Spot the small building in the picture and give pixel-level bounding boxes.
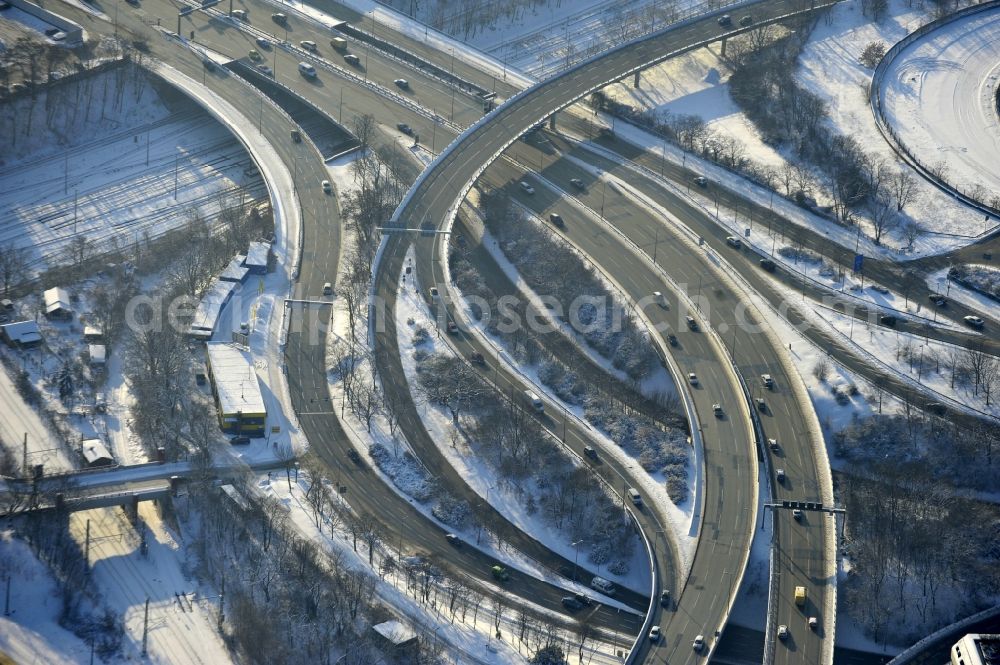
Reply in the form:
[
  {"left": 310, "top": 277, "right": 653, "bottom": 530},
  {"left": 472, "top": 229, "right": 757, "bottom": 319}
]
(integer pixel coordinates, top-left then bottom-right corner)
[
  {"left": 952, "top": 634, "right": 1000, "bottom": 665},
  {"left": 205, "top": 342, "right": 267, "bottom": 435},
  {"left": 371, "top": 620, "right": 418, "bottom": 652},
  {"left": 81, "top": 438, "right": 114, "bottom": 467},
  {"left": 1, "top": 320, "right": 43, "bottom": 348},
  {"left": 88, "top": 344, "right": 106, "bottom": 367},
  {"left": 188, "top": 279, "right": 237, "bottom": 339},
  {"left": 220, "top": 254, "right": 249, "bottom": 283},
  {"left": 43, "top": 287, "right": 72, "bottom": 319},
  {"left": 244, "top": 241, "right": 270, "bottom": 274},
  {"left": 83, "top": 325, "right": 103, "bottom": 343}
]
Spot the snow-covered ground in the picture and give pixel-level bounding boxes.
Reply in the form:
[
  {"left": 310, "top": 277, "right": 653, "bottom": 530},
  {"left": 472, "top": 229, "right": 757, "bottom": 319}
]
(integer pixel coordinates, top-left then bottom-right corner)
[
  {"left": 878, "top": 6, "right": 1000, "bottom": 220},
  {"left": 0, "top": 69, "right": 266, "bottom": 272}
]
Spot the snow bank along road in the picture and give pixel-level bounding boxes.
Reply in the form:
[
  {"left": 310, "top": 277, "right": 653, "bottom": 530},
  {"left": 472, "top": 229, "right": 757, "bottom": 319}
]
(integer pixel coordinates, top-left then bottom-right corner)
[
  {"left": 382, "top": 1, "right": 840, "bottom": 664},
  {"left": 878, "top": 4, "right": 1000, "bottom": 216}
]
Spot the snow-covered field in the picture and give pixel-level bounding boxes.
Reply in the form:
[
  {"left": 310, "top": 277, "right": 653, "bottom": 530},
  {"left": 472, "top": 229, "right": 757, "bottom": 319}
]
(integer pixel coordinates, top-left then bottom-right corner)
[
  {"left": 878, "top": 6, "right": 1000, "bottom": 219},
  {"left": 0, "top": 68, "right": 266, "bottom": 272}
]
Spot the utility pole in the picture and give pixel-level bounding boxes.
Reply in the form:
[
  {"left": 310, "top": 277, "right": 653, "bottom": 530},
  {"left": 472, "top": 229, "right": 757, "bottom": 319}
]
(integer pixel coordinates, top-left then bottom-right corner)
[
  {"left": 84, "top": 519, "right": 91, "bottom": 574},
  {"left": 141, "top": 597, "right": 150, "bottom": 656},
  {"left": 4, "top": 575, "right": 10, "bottom": 616},
  {"left": 22, "top": 434, "right": 27, "bottom": 477},
  {"left": 218, "top": 575, "right": 225, "bottom": 630}
]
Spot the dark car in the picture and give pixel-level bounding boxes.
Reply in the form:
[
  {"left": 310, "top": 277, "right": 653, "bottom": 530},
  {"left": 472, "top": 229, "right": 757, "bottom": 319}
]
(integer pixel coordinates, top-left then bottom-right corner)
[
  {"left": 347, "top": 448, "right": 361, "bottom": 463},
  {"left": 739, "top": 15, "right": 753, "bottom": 26},
  {"left": 583, "top": 446, "right": 597, "bottom": 459},
  {"left": 759, "top": 258, "right": 776, "bottom": 272},
  {"left": 879, "top": 315, "right": 897, "bottom": 327},
  {"left": 561, "top": 596, "right": 583, "bottom": 611},
  {"left": 469, "top": 351, "right": 485, "bottom": 365},
  {"left": 230, "top": 435, "right": 251, "bottom": 445},
  {"left": 549, "top": 213, "right": 565, "bottom": 228},
  {"left": 667, "top": 334, "right": 678, "bottom": 347},
  {"left": 290, "top": 129, "right": 302, "bottom": 143},
  {"left": 660, "top": 590, "right": 671, "bottom": 607},
  {"left": 570, "top": 178, "right": 585, "bottom": 190},
  {"left": 397, "top": 122, "right": 413, "bottom": 135},
  {"left": 574, "top": 592, "right": 592, "bottom": 606},
  {"left": 717, "top": 14, "right": 732, "bottom": 26},
  {"left": 928, "top": 294, "right": 947, "bottom": 306},
  {"left": 445, "top": 533, "right": 461, "bottom": 547}
]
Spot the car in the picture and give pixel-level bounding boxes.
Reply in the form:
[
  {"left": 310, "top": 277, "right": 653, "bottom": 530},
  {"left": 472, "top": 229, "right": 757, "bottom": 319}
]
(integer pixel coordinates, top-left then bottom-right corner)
[
  {"left": 653, "top": 291, "right": 669, "bottom": 308},
  {"left": 445, "top": 533, "right": 461, "bottom": 546},
  {"left": 793, "top": 509, "right": 803, "bottom": 521},
  {"left": 760, "top": 258, "right": 776, "bottom": 272},
  {"left": 446, "top": 320, "right": 458, "bottom": 334},
  {"left": 290, "top": 129, "right": 302, "bottom": 143},
  {"left": 686, "top": 315, "right": 699, "bottom": 331},
  {"left": 570, "top": 178, "right": 585, "bottom": 190},
  {"left": 469, "top": 351, "right": 485, "bottom": 365},
  {"left": 925, "top": 402, "right": 946, "bottom": 416},
  {"left": 561, "top": 596, "right": 584, "bottom": 611},
  {"left": 300, "top": 40, "right": 317, "bottom": 51},
  {"left": 963, "top": 315, "right": 985, "bottom": 329},
  {"left": 574, "top": 592, "right": 592, "bottom": 606},
  {"left": 667, "top": 334, "right": 678, "bottom": 347},
  {"left": 660, "top": 590, "right": 671, "bottom": 607},
  {"left": 519, "top": 181, "right": 535, "bottom": 195},
  {"left": 928, "top": 294, "right": 947, "bottom": 306},
  {"left": 343, "top": 53, "right": 360, "bottom": 65},
  {"left": 713, "top": 404, "right": 723, "bottom": 417},
  {"left": 257, "top": 65, "right": 274, "bottom": 77},
  {"left": 256, "top": 37, "right": 271, "bottom": 49},
  {"left": 870, "top": 284, "right": 890, "bottom": 294},
  {"left": 756, "top": 397, "right": 766, "bottom": 412},
  {"left": 739, "top": 15, "right": 753, "bottom": 26},
  {"left": 776, "top": 468, "right": 786, "bottom": 483},
  {"left": 717, "top": 14, "right": 732, "bottom": 26},
  {"left": 693, "top": 635, "right": 705, "bottom": 651},
  {"left": 761, "top": 374, "right": 774, "bottom": 389},
  {"left": 94, "top": 393, "right": 108, "bottom": 412},
  {"left": 230, "top": 435, "right": 251, "bottom": 445},
  {"left": 125, "top": 0, "right": 140, "bottom": 5},
  {"left": 583, "top": 446, "right": 597, "bottom": 459},
  {"left": 347, "top": 448, "right": 361, "bottom": 463},
  {"left": 48, "top": 30, "right": 67, "bottom": 41},
  {"left": 768, "top": 438, "right": 779, "bottom": 452},
  {"left": 395, "top": 123, "right": 413, "bottom": 136},
  {"left": 808, "top": 616, "right": 818, "bottom": 630},
  {"left": 323, "top": 282, "right": 333, "bottom": 295},
  {"left": 694, "top": 175, "right": 708, "bottom": 187},
  {"left": 249, "top": 49, "right": 262, "bottom": 61},
  {"left": 649, "top": 626, "right": 661, "bottom": 642},
  {"left": 322, "top": 180, "right": 332, "bottom": 194},
  {"left": 393, "top": 78, "right": 409, "bottom": 89},
  {"left": 271, "top": 12, "right": 287, "bottom": 23},
  {"left": 688, "top": 373, "right": 698, "bottom": 386},
  {"left": 491, "top": 565, "right": 509, "bottom": 582},
  {"left": 726, "top": 235, "right": 742, "bottom": 248},
  {"left": 880, "top": 315, "right": 897, "bottom": 327},
  {"left": 549, "top": 213, "right": 564, "bottom": 228},
  {"left": 230, "top": 8, "right": 246, "bottom": 19},
  {"left": 777, "top": 624, "right": 788, "bottom": 640}
]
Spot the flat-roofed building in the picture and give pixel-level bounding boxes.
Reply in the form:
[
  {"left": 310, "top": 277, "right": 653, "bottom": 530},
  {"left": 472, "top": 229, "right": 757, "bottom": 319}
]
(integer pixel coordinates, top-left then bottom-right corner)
[{"left": 205, "top": 342, "right": 266, "bottom": 435}]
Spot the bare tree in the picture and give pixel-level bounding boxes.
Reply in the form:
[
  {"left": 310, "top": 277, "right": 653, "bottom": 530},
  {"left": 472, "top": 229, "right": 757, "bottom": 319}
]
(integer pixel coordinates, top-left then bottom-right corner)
[
  {"left": 0, "top": 242, "right": 28, "bottom": 297},
  {"left": 889, "top": 169, "right": 917, "bottom": 212}
]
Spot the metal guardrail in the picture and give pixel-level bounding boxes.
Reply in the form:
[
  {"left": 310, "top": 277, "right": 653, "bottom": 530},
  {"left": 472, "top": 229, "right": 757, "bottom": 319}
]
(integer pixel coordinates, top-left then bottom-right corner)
[{"left": 869, "top": 0, "right": 1000, "bottom": 236}]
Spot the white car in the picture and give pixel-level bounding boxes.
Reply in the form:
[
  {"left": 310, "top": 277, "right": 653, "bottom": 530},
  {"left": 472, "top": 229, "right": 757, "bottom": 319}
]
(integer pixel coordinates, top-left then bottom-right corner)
[
  {"left": 712, "top": 403, "right": 723, "bottom": 417},
  {"left": 726, "top": 235, "right": 742, "bottom": 248},
  {"left": 653, "top": 291, "right": 669, "bottom": 308},
  {"left": 649, "top": 626, "right": 661, "bottom": 642},
  {"left": 693, "top": 634, "right": 705, "bottom": 651},
  {"left": 688, "top": 373, "right": 698, "bottom": 386},
  {"left": 777, "top": 624, "right": 788, "bottom": 640},
  {"left": 393, "top": 78, "right": 409, "bottom": 89},
  {"left": 322, "top": 180, "right": 332, "bottom": 194},
  {"left": 963, "top": 315, "right": 985, "bottom": 329},
  {"left": 519, "top": 181, "right": 535, "bottom": 195}
]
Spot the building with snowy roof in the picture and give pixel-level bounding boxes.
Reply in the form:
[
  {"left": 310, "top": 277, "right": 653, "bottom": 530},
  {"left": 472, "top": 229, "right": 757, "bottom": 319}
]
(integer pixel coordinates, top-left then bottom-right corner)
[
  {"left": 205, "top": 342, "right": 267, "bottom": 435},
  {"left": 188, "top": 279, "right": 237, "bottom": 340},
  {"left": 1, "top": 320, "right": 43, "bottom": 348},
  {"left": 43, "top": 287, "right": 72, "bottom": 319},
  {"left": 220, "top": 254, "right": 249, "bottom": 283},
  {"left": 81, "top": 438, "right": 114, "bottom": 467},
  {"left": 88, "top": 344, "right": 106, "bottom": 367},
  {"left": 371, "top": 620, "right": 418, "bottom": 652},
  {"left": 244, "top": 241, "right": 270, "bottom": 274}
]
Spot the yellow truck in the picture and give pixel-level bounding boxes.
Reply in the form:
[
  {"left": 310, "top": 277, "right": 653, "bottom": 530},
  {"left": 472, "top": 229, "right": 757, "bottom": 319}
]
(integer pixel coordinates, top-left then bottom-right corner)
[{"left": 794, "top": 586, "right": 806, "bottom": 606}]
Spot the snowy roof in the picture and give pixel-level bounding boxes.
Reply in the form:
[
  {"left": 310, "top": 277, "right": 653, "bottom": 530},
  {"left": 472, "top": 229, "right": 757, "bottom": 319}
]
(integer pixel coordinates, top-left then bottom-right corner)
[
  {"left": 89, "top": 344, "right": 106, "bottom": 364},
  {"left": 371, "top": 620, "right": 417, "bottom": 647},
  {"left": 205, "top": 342, "right": 266, "bottom": 417},
  {"left": 245, "top": 241, "right": 270, "bottom": 269},
  {"left": 43, "top": 287, "right": 71, "bottom": 314},
  {"left": 83, "top": 325, "right": 103, "bottom": 338},
  {"left": 220, "top": 254, "right": 249, "bottom": 283},
  {"left": 81, "top": 438, "right": 113, "bottom": 465},
  {"left": 189, "top": 279, "right": 236, "bottom": 337},
  {"left": 1, "top": 320, "right": 42, "bottom": 345}
]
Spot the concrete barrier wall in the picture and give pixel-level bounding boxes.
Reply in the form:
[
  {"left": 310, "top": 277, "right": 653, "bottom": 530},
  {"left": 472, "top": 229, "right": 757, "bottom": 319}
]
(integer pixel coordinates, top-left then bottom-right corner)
[{"left": 7, "top": 0, "right": 83, "bottom": 44}]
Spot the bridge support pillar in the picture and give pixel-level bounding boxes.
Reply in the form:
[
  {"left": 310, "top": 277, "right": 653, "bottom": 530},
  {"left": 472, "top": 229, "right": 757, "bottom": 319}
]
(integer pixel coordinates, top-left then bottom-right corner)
[
  {"left": 548, "top": 114, "right": 556, "bottom": 130},
  {"left": 721, "top": 37, "right": 727, "bottom": 58},
  {"left": 633, "top": 71, "right": 640, "bottom": 89},
  {"left": 128, "top": 495, "right": 140, "bottom": 523}
]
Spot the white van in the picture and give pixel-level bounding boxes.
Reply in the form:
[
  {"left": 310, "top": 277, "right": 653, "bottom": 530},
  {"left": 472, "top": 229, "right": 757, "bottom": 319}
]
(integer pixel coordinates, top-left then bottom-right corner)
[
  {"left": 627, "top": 487, "right": 642, "bottom": 506},
  {"left": 298, "top": 62, "right": 317, "bottom": 78},
  {"left": 524, "top": 390, "right": 544, "bottom": 413},
  {"left": 300, "top": 40, "right": 317, "bottom": 52},
  {"left": 590, "top": 576, "right": 616, "bottom": 595}
]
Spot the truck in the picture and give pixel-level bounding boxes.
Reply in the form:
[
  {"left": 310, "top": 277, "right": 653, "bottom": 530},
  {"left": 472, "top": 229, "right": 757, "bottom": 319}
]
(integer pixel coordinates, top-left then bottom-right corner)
[
  {"left": 794, "top": 586, "right": 806, "bottom": 606},
  {"left": 330, "top": 37, "right": 348, "bottom": 51}
]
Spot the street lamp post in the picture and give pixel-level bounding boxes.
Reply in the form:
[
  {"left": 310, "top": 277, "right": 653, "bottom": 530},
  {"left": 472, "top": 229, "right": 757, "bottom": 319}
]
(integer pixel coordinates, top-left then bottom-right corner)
[{"left": 572, "top": 539, "right": 586, "bottom": 582}]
